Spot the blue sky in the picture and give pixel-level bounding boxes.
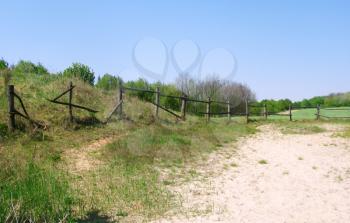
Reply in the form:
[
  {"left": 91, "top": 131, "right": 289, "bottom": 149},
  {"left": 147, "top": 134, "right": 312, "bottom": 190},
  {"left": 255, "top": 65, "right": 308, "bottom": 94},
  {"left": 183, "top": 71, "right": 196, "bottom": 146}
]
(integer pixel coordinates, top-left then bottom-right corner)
[{"left": 1, "top": 0, "right": 349, "bottom": 101}]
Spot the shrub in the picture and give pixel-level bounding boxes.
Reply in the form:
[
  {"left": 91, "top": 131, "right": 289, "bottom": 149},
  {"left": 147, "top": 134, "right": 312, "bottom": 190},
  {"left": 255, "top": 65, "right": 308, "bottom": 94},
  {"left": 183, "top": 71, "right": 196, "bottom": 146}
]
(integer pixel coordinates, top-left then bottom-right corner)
[
  {"left": 63, "top": 63, "right": 95, "bottom": 85},
  {"left": 124, "top": 78, "right": 154, "bottom": 102},
  {"left": 0, "top": 58, "right": 8, "bottom": 70},
  {"left": 96, "top": 73, "right": 122, "bottom": 91},
  {"left": 13, "top": 60, "right": 49, "bottom": 75}
]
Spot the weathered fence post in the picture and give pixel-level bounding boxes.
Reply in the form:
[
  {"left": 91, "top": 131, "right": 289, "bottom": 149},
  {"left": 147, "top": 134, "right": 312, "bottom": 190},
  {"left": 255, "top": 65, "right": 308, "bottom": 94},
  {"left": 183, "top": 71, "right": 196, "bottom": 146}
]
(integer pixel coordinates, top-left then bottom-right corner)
[
  {"left": 118, "top": 83, "right": 123, "bottom": 117},
  {"left": 289, "top": 104, "right": 292, "bottom": 121},
  {"left": 316, "top": 104, "right": 320, "bottom": 120},
  {"left": 264, "top": 104, "right": 268, "bottom": 120},
  {"left": 155, "top": 87, "right": 160, "bottom": 118},
  {"left": 206, "top": 97, "right": 211, "bottom": 122},
  {"left": 227, "top": 100, "right": 231, "bottom": 120},
  {"left": 245, "top": 99, "right": 249, "bottom": 123},
  {"left": 69, "top": 81, "right": 73, "bottom": 122},
  {"left": 7, "top": 85, "right": 15, "bottom": 132},
  {"left": 181, "top": 94, "right": 187, "bottom": 121}
]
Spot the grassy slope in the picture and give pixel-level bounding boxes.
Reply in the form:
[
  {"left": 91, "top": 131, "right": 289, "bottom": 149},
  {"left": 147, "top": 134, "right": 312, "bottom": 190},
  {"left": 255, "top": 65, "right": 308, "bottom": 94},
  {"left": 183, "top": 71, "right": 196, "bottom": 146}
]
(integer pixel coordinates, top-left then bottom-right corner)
[{"left": 0, "top": 74, "right": 257, "bottom": 222}]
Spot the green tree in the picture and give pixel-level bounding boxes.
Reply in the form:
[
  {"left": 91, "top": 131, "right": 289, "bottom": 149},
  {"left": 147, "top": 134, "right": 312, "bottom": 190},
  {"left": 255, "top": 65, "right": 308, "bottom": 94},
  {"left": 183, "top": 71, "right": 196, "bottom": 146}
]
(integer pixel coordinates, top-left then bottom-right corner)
[
  {"left": 0, "top": 58, "right": 8, "bottom": 70},
  {"left": 35, "top": 63, "right": 49, "bottom": 75},
  {"left": 153, "top": 82, "right": 182, "bottom": 111},
  {"left": 96, "top": 73, "right": 122, "bottom": 90},
  {"left": 0, "top": 59, "right": 11, "bottom": 95},
  {"left": 63, "top": 63, "right": 95, "bottom": 85},
  {"left": 300, "top": 99, "right": 311, "bottom": 107},
  {"left": 308, "top": 96, "right": 324, "bottom": 107},
  {"left": 124, "top": 78, "right": 154, "bottom": 101}
]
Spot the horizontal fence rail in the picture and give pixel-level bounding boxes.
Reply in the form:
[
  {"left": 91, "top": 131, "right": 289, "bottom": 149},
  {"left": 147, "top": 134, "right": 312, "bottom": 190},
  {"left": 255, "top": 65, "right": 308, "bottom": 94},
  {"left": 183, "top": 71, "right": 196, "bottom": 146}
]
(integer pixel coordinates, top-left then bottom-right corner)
[
  {"left": 319, "top": 114, "right": 350, "bottom": 119},
  {"left": 321, "top": 108, "right": 350, "bottom": 111},
  {"left": 5, "top": 83, "right": 350, "bottom": 132},
  {"left": 292, "top": 106, "right": 318, "bottom": 109}
]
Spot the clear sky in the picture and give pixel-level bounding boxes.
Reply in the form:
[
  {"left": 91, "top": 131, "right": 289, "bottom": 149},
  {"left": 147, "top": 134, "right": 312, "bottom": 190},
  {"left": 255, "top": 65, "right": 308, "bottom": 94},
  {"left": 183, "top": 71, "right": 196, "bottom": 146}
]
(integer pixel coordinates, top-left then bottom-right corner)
[{"left": 1, "top": 0, "right": 349, "bottom": 101}]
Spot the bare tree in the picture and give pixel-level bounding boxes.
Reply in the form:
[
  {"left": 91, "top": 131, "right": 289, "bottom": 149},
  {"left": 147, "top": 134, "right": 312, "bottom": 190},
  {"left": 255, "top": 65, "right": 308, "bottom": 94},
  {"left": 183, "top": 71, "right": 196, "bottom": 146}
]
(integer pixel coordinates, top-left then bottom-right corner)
[{"left": 175, "top": 73, "right": 256, "bottom": 111}]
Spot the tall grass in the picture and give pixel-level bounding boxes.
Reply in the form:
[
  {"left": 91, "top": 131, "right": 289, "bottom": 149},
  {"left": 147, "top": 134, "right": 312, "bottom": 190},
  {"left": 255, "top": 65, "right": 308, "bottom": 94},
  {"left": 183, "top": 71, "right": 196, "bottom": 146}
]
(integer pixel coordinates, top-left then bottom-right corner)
[
  {"left": 0, "top": 72, "right": 258, "bottom": 221},
  {"left": 0, "top": 162, "right": 75, "bottom": 222}
]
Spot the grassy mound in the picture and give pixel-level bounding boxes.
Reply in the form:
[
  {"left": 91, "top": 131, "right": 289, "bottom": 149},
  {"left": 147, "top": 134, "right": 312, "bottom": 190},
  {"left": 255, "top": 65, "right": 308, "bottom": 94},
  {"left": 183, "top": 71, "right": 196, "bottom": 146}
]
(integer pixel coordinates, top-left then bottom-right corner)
[
  {"left": 0, "top": 73, "right": 257, "bottom": 221},
  {"left": 0, "top": 73, "right": 117, "bottom": 128}
]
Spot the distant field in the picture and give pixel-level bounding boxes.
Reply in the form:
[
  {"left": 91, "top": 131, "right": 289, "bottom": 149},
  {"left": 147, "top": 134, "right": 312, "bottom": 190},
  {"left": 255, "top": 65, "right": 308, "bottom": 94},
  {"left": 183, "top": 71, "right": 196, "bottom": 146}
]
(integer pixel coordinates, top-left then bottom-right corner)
[
  {"left": 248, "top": 107, "right": 350, "bottom": 121},
  {"left": 293, "top": 107, "right": 350, "bottom": 120}
]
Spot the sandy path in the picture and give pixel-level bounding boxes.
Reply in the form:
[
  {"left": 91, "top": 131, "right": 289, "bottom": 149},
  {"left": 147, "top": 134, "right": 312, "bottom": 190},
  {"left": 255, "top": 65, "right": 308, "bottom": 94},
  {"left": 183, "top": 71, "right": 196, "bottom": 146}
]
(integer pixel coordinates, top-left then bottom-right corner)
[
  {"left": 64, "top": 133, "right": 128, "bottom": 173},
  {"left": 64, "top": 137, "right": 112, "bottom": 173},
  {"left": 154, "top": 124, "right": 350, "bottom": 223}
]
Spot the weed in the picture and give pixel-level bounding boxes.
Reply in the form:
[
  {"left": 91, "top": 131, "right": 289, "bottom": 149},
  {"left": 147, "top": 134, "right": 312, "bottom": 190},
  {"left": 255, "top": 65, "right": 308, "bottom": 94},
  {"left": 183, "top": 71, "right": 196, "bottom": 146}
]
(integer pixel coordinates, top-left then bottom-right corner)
[
  {"left": 278, "top": 122, "right": 325, "bottom": 134},
  {"left": 231, "top": 163, "right": 238, "bottom": 167},
  {"left": 258, "top": 160, "right": 268, "bottom": 164}
]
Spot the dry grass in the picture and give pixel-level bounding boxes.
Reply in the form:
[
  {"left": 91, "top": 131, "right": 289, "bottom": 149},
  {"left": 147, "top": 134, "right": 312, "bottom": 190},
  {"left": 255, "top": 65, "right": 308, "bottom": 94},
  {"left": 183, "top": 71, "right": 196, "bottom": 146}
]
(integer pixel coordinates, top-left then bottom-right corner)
[{"left": 0, "top": 73, "right": 258, "bottom": 222}]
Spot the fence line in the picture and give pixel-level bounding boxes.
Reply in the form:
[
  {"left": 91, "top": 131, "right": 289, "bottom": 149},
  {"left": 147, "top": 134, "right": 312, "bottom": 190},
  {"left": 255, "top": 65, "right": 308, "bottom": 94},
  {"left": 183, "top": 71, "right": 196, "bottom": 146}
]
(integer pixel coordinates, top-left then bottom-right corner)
[
  {"left": 6, "top": 83, "right": 350, "bottom": 131},
  {"left": 48, "top": 81, "right": 98, "bottom": 123}
]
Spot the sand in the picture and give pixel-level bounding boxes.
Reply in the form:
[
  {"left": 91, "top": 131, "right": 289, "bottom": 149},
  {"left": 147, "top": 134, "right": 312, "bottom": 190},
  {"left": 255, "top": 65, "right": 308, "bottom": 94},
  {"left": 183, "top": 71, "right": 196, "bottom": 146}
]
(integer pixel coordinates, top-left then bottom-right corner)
[{"left": 154, "top": 124, "right": 350, "bottom": 223}]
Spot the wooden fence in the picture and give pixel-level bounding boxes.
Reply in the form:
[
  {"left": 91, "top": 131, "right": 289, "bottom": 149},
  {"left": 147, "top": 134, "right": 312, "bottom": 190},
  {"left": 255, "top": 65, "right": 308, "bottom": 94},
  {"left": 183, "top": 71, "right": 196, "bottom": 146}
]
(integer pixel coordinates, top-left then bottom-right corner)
[
  {"left": 47, "top": 81, "right": 98, "bottom": 123},
  {"left": 121, "top": 86, "right": 237, "bottom": 122},
  {"left": 7, "top": 85, "right": 46, "bottom": 131},
  {"left": 5, "top": 83, "right": 350, "bottom": 131}
]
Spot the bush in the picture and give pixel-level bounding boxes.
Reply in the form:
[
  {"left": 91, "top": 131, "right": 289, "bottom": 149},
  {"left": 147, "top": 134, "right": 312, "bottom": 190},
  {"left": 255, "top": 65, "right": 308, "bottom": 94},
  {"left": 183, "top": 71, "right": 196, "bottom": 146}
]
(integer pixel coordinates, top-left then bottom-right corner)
[
  {"left": 63, "top": 63, "right": 95, "bottom": 85},
  {"left": 124, "top": 78, "right": 154, "bottom": 102},
  {"left": 96, "top": 73, "right": 122, "bottom": 91},
  {"left": 13, "top": 60, "right": 49, "bottom": 75},
  {"left": 0, "top": 58, "right": 8, "bottom": 70}
]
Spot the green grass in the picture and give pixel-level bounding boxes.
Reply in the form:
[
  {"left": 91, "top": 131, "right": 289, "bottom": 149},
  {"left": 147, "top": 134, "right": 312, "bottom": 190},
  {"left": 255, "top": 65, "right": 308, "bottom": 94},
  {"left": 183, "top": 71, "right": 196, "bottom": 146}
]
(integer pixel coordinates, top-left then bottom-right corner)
[
  {"left": 336, "top": 127, "right": 350, "bottom": 138},
  {"left": 278, "top": 122, "right": 326, "bottom": 134},
  {"left": 0, "top": 162, "right": 74, "bottom": 222},
  {"left": 342, "top": 128, "right": 350, "bottom": 138},
  {"left": 6, "top": 72, "right": 349, "bottom": 221},
  {"left": 79, "top": 120, "right": 257, "bottom": 220},
  {"left": 0, "top": 72, "right": 258, "bottom": 221},
  {"left": 246, "top": 107, "right": 350, "bottom": 121},
  {"left": 291, "top": 108, "right": 316, "bottom": 120},
  {"left": 319, "top": 107, "right": 350, "bottom": 118},
  {"left": 266, "top": 107, "right": 350, "bottom": 121},
  {"left": 294, "top": 107, "right": 350, "bottom": 120}
]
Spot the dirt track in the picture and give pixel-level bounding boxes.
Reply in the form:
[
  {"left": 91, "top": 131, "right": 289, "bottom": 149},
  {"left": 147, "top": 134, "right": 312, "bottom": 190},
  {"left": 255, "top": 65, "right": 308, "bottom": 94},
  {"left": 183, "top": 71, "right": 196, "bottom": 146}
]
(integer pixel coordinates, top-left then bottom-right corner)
[{"left": 154, "top": 124, "right": 350, "bottom": 223}]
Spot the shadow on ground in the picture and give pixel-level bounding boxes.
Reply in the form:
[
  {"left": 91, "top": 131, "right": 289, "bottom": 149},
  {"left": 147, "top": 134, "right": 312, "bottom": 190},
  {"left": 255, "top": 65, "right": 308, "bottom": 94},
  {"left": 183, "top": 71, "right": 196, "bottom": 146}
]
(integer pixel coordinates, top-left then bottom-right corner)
[{"left": 76, "top": 210, "right": 116, "bottom": 223}]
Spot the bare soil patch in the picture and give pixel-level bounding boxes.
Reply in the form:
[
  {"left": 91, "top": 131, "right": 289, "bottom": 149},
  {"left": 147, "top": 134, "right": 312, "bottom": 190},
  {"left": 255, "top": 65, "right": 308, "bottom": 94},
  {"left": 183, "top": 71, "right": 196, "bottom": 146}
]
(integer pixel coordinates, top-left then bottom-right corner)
[
  {"left": 64, "top": 137, "right": 113, "bottom": 173},
  {"left": 154, "top": 124, "right": 350, "bottom": 222}
]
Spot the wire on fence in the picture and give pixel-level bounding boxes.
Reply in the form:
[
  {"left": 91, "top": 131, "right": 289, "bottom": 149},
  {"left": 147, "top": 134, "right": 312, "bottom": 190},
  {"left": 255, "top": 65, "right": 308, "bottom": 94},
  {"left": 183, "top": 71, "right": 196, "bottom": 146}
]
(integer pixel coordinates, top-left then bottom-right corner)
[
  {"left": 321, "top": 108, "right": 350, "bottom": 111},
  {"left": 267, "top": 113, "right": 290, "bottom": 116},
  {"left": 150, "top": 101, "right": 182, "bottom": 119},
  {"left": 249, "top": 112, "right": 265, "bottom": 116},
  {"left": 292, "top": 106, "right": 318, "bottom": 109},
  {"left": 248, "top": 104, "right": 265, "bottom": 108},
  {"left": 123, "top": 86, "right": 237, "bottom": 106},
  {"left": 318, "top": 114, "right": 350, "bottom": 119}
]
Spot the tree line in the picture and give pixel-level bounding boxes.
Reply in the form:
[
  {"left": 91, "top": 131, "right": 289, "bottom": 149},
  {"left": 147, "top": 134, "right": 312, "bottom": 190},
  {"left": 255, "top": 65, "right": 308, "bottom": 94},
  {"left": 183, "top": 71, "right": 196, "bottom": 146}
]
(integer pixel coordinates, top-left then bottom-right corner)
[
  {"left": 0, "top": 59, "right": 256, "bottom": 115},
  {"left": 1, "top": 58, "right": 349, "bottom": 115}
]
